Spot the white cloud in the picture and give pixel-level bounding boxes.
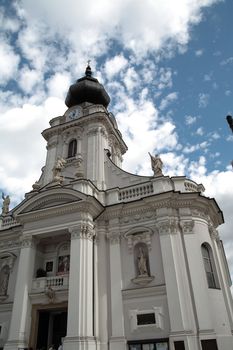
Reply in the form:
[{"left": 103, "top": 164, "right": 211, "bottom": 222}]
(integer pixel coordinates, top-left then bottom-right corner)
[
  {"left": 226, "top": 135, "right": 233, "bottom": 142},
  {"left": 220, "top": 57, "right": 233, "bottom": 66},
  {"left": 196, "top": 127, "right": 204, "bottom": 135},
  {"left": 198, "top": 93, "right": 209, "bottom": 108},
  {"left": 204, "top": 72, "right": 212, "bottom": 81},
  {"left": 0, "top": 39, "right": 20, "bottom": 85},
  {"left": 225, "top": 90, "right": 231, "bottom": 96},
  {"left": 47, "top": 73, "right": 72, "bottom": 99},
  {"left": 159, "top": 92, "right": 178, "bottom": 110},
  {"left": 104, "top": 55, "right": 128, "bottom": 78},
  {"left": 185, "top": 115, "right": 197, "bottom": 125},
  {"left": 123, "top": 68, "right": 140, "bottom": 93},
  {"left": 195, "top": 49, "right": 203, "bottom": 56},
  {"left": 18, "top": 66, "right": 42, "bottom": 94}
]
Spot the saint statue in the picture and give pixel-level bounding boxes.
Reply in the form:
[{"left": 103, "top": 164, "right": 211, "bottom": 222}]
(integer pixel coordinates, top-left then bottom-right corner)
[
  {"left": 0, "top": 265, "right": 10, "bottom": 296},
  {"left": 1, "top": 193, "right": 10, "bottom": 215},
  {"left": 137, "top": 247, "right": 148, "bottom": 276},
  {"left": 149, "top": 153, "right": 163, "bottom": 177},
  {"left": 52, "top": 157, "right": 66, "bottom": 182}
]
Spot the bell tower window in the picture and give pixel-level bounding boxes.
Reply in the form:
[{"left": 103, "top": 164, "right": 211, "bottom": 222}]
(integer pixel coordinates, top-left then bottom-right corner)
[{"left": 68, "top": 139, "right": 77, "bottom": 158}]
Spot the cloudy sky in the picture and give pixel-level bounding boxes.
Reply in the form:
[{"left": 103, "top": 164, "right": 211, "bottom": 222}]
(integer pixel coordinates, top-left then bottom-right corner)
[{"left": 0, "top": 0, "right": 233, "bottom": 278}]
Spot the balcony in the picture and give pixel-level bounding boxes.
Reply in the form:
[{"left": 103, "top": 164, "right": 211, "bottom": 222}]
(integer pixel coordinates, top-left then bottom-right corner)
[{"left": 31, "top": 274, "right": 69, "bottom": 294}]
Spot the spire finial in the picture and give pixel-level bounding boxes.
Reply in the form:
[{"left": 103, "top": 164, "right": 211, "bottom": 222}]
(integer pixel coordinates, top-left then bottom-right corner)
[{"left": 85, "top": 60, "right": 92, "bottom": 77}]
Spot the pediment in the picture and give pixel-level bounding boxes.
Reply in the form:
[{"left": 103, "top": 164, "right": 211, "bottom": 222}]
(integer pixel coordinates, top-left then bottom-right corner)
[{"left": 14, "top": 188, "right": 87, "bottom": 215}]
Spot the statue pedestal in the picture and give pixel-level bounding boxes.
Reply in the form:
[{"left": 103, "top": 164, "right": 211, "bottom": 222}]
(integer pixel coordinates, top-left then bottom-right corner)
[{"left": 131, "top": 275, "right": 154, "bottom": 286}]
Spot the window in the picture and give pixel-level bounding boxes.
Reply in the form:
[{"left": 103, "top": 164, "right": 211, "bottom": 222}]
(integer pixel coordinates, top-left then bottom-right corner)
[
  {"left": 201, "top": 339, "right": 218, "bottom": 350},
  {"left": 137, "top": 313, "right": 156, "bottom": 326},
  {"left": 201, "top": 243, "right": 219, "bottom": 289},
  {"left": 128, "top": 339, "right": 169, "bottom": 350},
  {"left": 174, "top": 341, "right": 185, "bottom": 350},
  {"left": 67, "top": 139, "right": 77, "bottom": 158}
]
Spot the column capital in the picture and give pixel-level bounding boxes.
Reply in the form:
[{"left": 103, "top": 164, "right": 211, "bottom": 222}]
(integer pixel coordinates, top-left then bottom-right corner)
[
  {"left": 156, "top": 219, "right": 179, "bottom": 235},
  {"left": 180, "top": 219, "right": 194, "bottom": 234},
  {"left": 20, "top": 234, "right": 36, "bottom": 248},
  {"left": 208, "top": 224, "right": 220, "bottom": 242},
  {"left": 69, "top": 222, "right": 95, "bottom": 241},
  {"left": 107, "top": 231, "right": 121, "bottom": 244}
]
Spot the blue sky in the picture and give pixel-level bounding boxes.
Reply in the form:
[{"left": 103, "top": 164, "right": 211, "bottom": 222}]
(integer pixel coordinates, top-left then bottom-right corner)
[{"left": 0, "top": 0, "right": 233, "bottom": 278}]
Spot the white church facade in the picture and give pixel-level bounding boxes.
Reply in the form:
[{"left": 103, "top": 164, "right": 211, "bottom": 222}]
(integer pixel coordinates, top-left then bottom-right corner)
[{"left": 0, "top": 65, "right": 233, "bottom": 350}]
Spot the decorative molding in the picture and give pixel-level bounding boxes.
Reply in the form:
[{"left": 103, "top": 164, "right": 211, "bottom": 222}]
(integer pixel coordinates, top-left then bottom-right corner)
[
  {"left": 46, "top": 141, "right": 58, "bottom": 150},
  {"left": 180, "top": 220, "right": 194, "bottom": 234},
  {"left": 129, "top": 307, "right": 164, "bottom": 333},
  {"left": 124, "top": 229, "right": 153, "bottom": 253},
  {"left": 131, "top": 275, "right": 155, "bottom": 286},
  {"left": 107, "top": 231, "right": 121, "bottom": 244},
  {"left": 69, "top": 223, "right": 95, "bottom": 241},
  {"left": 20, "top": 235, "right": 36, "bottom": 248},
  {"left": 209, "top": 224, "right": 220, "bottom": 241},
  {"left": 156, "top": 219, "right": 179, "bottom": 235},
  {"left": 0, "top": 252, "right": 16, "bottom": 271}
]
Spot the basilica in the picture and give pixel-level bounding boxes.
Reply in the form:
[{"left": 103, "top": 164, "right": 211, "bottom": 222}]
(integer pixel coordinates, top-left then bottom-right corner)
[{"left": 0, "top": 65, "right": 233, "bottom": 350}]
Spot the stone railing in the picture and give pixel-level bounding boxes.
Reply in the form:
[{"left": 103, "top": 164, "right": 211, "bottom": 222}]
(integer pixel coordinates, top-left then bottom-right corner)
[
  {"left": 31, "top": 274, "right": 69, "bottom": 293},
  {"left": 118, "top": 183, "right": 154, "bottom": 201},
  {"left": 184, "top": 180, "right": 204, "bottom": 193},
  {"left": 0, "top": 216, "right": 19, "bottom": 229}
]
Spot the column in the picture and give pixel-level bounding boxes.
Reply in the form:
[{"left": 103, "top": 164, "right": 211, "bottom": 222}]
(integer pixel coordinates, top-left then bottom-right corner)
[
  {"left": 157, "top": 218, "right": 199, "bottom": 350},
  {"left": 4, "top": 235, "right": 36, "bottom": 350},
  {"left": 64, "top": 222, "right": 96, "bottom": 350},
  {"left": 96, "top": 228, "right": 108, "bottom": 350},
  {"left": 108, "top": 229, "right": 126, "bottom": 350}
]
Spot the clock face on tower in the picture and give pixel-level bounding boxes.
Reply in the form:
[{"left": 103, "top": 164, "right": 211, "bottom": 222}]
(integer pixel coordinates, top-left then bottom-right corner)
[{"left": 68, "top": 106, "right": 82, "bottom": 120}]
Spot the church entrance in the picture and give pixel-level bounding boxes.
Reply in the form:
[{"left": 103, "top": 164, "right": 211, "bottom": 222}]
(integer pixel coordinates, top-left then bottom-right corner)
[{"left": 30, "top": 304, "right": 67, "bottom": 350}]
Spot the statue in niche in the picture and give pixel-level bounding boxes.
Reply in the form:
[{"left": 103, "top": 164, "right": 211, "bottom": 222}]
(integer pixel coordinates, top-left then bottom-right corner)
[
  {"left": 1, "top": 193, "right": 10, "bottom": 215},
  {"left": 0, "top": 265, "right": 10, "bottom": 296},
  {"left": 134, "top": 243, "right": 150, "bottom": 277},
  {"left": 149, "top": 153, "right": 163, "bottom": 177},
  {"left": 137, "top": 247, "right": 148, "bottom": 276},
  {"left": 53, "top": 157, "right": 66, "bottom": 182}
]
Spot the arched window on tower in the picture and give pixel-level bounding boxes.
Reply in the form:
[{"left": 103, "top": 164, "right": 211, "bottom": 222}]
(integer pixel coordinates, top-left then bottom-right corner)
[
  {"left": 68, "top": 139, "right": 77, "bottom": 158},
  {"left": 201, "top": 243, "right": 220, "bottom": 289}
]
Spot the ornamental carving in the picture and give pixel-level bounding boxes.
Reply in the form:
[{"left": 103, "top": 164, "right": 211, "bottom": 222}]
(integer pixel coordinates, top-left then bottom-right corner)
[
  {"left": 156, "top": 219, "right": 179, "bottom": 235},
  {"left": 107, "top": 231, "right": 120, "bottom": 244},
  {"left": 180, "top": 220, "right": 194, "bottom": 234},
  {"left": 208, "top": 224, "right": 220, "bottom": 242},
  {"left": 125, "top": 229, "right": 153, "bottom": 253},
  {"left": 20, "top": 235, "right": 36, "bottom": 248},
  {"left": 69, "top": 223, "right": 95, "bottom": 241}
]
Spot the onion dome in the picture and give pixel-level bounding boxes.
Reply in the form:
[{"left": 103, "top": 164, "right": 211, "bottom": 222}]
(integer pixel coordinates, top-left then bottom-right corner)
[{"left": 65, "top": 64, "right": 110, "bottom": 108}]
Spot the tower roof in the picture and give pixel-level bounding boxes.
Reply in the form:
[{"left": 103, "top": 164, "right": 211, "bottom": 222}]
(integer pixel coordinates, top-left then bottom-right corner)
[{"left": 65, "top": 64, "right": 110, "bottom": 108}]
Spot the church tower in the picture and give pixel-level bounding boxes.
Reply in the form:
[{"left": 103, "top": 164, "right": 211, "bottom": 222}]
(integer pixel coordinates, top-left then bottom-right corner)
[
  {"left": 0, "top": 66, "right": 233, "bottom": 350},
  {"left": 37, "top": 64, "right": 127, "bottom": 190}
]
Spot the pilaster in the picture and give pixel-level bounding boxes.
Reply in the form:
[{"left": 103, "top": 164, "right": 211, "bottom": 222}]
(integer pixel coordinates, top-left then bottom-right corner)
[
  {"left": 4, "top": 235, "right": 36, "bottom": 350},
  {"left": 107, "top": 226, "right": 126, "bottom": 350},
  {"left": 157, "top": 218, "right": 199, "bottom": 350},
  {"left": 64, "top": 222, "right": 96, "bottom": 350}
]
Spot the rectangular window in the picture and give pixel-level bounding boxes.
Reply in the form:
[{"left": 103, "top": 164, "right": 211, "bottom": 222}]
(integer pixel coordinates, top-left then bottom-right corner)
[
  {"left": 201, "top": 339, "right": 218, "bottom": 350},
  {"left": 137, "top": 313, "right": 156, "bottom": 325},
  {"left": 174, "top": 341, "right": 185, "bottom": 350},
  {"left": 128, "top": 339, "right": 168, "bottom": 350}
]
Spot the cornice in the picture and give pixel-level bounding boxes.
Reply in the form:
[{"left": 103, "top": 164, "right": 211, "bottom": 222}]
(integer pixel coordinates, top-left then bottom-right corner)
[
  {"left": 122, "top": 284, "right": 166, "bottom": 299},
  {"left": 42, "top": 112, "right": 127, "bottom": 154},
  {"left": 99, "top": 191, "right": 222, "bottom": 228}
]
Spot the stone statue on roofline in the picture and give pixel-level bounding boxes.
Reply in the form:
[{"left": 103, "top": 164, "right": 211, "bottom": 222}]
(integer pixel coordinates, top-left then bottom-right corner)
[
  {"left": 1, "top": 193, "right": 10, "bottom": 216},
  {"left": 149, "top": 152, "right": 163, "bottom": 177}
]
